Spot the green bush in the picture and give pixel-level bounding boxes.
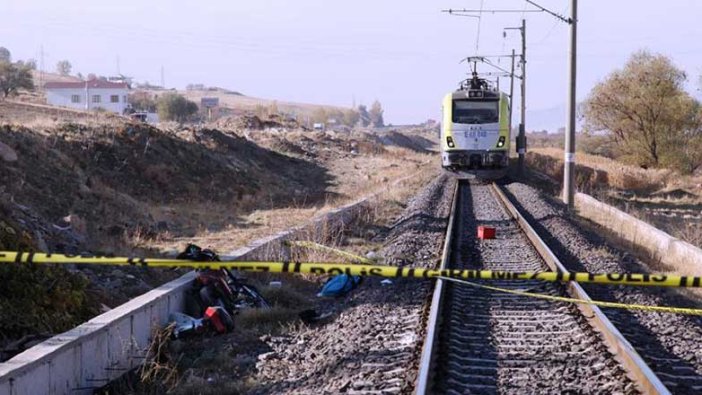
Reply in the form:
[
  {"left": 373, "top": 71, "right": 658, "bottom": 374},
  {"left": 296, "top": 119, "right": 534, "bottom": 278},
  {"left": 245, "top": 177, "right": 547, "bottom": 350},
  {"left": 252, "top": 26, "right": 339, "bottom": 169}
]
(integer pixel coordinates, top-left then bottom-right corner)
[
  {"left": 0, "top": 218, "right": 98, "bottom": 340},
  {"left": 0, "top": 263, "right": 97, "bottom": 338},
  {"left": 157, "top": 93, "right": 199, "bottom": 122}
]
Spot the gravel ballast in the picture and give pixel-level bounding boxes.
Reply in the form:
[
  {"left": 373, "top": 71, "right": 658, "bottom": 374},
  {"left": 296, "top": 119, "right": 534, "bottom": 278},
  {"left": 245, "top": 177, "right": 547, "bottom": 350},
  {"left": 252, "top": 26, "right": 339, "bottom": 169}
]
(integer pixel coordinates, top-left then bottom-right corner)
[
  {"left": 430, "top": 181, "right": 635, "bottom": 394},
  {"left": 503, "top": 181, "right": 702, "bottom": 394},
  {"left": 249, "top": 174, "right": 456, "bottom": 394}
]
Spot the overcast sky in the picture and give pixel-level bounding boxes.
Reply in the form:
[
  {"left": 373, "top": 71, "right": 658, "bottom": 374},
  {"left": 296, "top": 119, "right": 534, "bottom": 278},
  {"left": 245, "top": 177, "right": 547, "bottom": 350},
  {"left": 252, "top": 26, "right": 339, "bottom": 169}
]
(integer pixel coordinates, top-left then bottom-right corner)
[{"left": 2, "top": 0, "right": 701, "bottom": 126}]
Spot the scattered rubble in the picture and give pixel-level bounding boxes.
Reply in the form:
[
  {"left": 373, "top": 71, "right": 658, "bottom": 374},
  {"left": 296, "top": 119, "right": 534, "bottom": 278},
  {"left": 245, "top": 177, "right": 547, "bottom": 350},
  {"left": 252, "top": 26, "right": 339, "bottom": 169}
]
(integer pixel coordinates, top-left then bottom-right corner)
[{"left": 214, "top": 113, "right": 304, "bottom": 131}]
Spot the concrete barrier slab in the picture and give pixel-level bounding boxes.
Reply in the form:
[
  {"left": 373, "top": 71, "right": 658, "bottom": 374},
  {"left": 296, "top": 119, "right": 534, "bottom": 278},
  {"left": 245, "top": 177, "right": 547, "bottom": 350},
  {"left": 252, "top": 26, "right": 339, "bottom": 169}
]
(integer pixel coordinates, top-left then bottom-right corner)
[{"left": 576, "top": 192, "right": 702, "bottom": 276}]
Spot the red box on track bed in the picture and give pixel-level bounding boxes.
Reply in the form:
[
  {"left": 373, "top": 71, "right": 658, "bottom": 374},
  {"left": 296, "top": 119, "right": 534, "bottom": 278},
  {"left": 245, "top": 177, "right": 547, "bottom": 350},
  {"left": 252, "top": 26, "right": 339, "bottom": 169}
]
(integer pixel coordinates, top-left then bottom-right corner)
[{"left": 477, "top": 226, "right": 496, "bottom": 240}]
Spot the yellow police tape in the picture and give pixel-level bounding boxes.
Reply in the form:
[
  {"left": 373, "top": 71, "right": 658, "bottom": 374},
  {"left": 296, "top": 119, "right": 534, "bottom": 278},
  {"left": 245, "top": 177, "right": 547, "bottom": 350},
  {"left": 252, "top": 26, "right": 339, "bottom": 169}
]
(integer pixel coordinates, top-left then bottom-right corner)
[
  {"left": 1, "top": 250, "right": 701, "bottom": 288},
  {"left": 289, "top": 244, "right": 702, "bottom": 315},
  {"left": 437, "top": 277, "right": 702, "bottom": 316},
  {"left": 285, "top": 240, "right": 374, "bottom": 264}
]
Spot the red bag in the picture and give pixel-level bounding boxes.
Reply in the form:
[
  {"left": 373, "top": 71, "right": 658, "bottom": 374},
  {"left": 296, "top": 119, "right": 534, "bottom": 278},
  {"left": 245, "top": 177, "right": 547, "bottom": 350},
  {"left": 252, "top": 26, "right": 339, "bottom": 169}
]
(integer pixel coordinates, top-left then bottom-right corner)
[{"left": 204, "top": 306, "right": 234, "bottom": 334}]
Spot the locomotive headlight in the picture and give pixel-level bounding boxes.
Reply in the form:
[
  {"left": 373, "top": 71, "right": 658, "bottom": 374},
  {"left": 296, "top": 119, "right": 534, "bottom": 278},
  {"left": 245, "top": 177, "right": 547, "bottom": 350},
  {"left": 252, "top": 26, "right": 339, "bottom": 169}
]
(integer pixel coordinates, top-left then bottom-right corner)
[
  {"left": 447, "top": 136, "right": 455, "bottom": 148},
  {"left": 496, "top": 136, "right": 506, "bottom": 148}
]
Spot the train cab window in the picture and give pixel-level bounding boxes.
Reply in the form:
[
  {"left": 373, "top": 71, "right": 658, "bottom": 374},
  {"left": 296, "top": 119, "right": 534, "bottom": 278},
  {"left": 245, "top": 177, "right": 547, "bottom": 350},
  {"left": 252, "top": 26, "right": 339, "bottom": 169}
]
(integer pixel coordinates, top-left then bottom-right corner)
[{"left": 452, "top": 100, "right": 499, "bottom": 124}]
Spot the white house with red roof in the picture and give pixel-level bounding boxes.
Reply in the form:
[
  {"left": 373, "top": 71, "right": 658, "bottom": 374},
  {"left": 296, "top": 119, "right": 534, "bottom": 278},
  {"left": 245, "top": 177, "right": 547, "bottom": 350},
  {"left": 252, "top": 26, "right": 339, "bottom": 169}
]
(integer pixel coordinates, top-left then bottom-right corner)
[{"left": 44, "top": 79, "right": 129, "bottom": 114}]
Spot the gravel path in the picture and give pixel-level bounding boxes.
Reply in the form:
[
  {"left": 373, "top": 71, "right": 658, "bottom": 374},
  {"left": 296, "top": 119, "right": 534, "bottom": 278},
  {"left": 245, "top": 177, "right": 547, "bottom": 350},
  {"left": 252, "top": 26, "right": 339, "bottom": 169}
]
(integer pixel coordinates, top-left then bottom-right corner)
[
  {"left": 430, "top": 181, "right": 634, "bottom": 394},
  {"left": 249, "top": 174, "right": 456, "bottom": 394},
  {"left": 503, "top": 181, "right": 702, "bottom": 394}
]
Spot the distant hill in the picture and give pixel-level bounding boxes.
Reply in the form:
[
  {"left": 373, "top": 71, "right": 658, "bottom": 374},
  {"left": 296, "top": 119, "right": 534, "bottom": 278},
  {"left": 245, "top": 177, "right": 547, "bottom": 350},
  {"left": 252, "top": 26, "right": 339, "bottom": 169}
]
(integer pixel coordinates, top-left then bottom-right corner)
[
  {"left": 178, "top": 89, "right": 350, "bottom": 119},
  {"left": 28, "top": 71, "right": 349, "bottom": 120},
  {"left": 31, "top": 70, "right": 82, "bottom": 86}
]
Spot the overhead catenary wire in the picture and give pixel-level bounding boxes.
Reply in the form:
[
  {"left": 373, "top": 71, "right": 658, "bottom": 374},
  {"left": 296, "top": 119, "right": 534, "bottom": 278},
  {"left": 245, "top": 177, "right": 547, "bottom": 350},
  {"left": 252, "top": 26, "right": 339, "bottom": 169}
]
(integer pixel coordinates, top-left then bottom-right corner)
[
  {"left": 525, "top": 0, "right": 572, "bottom": 23},
  {"left": 10, "top": 17, "right": 449, "bottom": 62}
]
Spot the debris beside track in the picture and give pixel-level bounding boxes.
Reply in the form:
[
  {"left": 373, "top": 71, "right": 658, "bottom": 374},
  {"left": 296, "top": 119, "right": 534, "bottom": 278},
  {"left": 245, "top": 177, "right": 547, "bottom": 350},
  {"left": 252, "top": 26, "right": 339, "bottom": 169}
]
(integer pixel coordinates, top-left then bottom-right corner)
[
  {"left": 135, "top": 173, "right": 454, "bottom": 394},
  {"left": 250, "top": 174, "right": 455, "bottom": 394}
]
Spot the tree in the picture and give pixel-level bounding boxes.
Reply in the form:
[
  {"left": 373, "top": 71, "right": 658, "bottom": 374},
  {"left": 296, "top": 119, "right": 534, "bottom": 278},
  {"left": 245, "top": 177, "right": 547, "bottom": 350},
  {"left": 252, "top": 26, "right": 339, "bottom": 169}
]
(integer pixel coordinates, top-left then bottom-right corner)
[
  {"left": 56, "top": 60, "right": 72, "bottom": 76},
  {"left": 582, "top": 51, "right": 699, "bottom": 168},
  {"left": 342, "top": 109, "right": 360, "bottom": 127},
  {"left": 25, "top": 59, "right": 37, "bottom": 70},
  {"left": 157, "top": 93, "right": 198, "bottom": 122},
  {"left": 0, "top": 61, "right": 34, "bottom": 98},
  {"left": 660, "top": 105, "right": 702, "bottom": 173},
  {"left": 357, "top": 104, "right": 371, "bottom": 127},
  {"left": 0, "top": 47, "right": 10, "bottom": 63},
  {"left": 369, "top": 100, "right": 384, "bottom": 127},
  {"left": 128, "top": 91, "right": 157, "bottom": 112},
  {"left": 311, "top": 107, "right": 328, "bottom": 124}
]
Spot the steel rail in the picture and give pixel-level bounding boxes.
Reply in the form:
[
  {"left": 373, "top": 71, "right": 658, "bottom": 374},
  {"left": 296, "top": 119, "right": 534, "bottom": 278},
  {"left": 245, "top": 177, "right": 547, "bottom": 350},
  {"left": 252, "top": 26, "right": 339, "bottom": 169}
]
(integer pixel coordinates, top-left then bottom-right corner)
[
  {"left": 490, "top": 182, "right": 669, "bottom": 395},
  {"left": 415, "top": 180, "right": 460, "bottom": 395}
]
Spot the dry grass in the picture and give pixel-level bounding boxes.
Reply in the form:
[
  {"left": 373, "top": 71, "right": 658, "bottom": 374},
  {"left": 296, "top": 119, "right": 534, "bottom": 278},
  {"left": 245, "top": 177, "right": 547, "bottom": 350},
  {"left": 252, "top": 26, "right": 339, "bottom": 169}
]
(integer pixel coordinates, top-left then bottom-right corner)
[
  {"left": 146, "top": 147, "right": 437, "bottom": 255},
  {"left": 178, "top": 89, "right": 348, "bottom": 120},
  {"left": 137, "top": 324, "right": 180, "bottom": 393},
  {"left": 140, "top": 161, "right": 434, "bottom": 394},
  {"left": 0, "top": 100, "right": 126, "bottom": 128},
  {"left": 672, "top": 222, "right": 702, "bottom": 246},
  {"left": 528, "top": 147, "right": 676, "bottom": 193},
  {"left": 235, "top": 307, "right": 303, "bottom": 334}
]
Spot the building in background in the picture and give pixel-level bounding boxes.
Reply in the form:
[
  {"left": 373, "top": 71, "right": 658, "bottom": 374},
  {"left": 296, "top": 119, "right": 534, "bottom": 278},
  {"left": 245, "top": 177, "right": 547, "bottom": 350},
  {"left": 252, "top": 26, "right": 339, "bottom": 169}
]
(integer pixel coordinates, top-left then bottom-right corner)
[{"left": 44, "top": 79, "right": 129, "bottom": 114}]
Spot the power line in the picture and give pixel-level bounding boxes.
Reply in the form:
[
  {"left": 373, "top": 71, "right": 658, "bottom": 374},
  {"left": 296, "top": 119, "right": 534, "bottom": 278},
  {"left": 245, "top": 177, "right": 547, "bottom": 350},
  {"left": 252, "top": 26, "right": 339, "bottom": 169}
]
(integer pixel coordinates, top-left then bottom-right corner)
[
  {"left": 444, "top": 1, "right": 573, "bottom": 25},
  {"left": 442, "top": 9, "right": 542, "bottom": 14},
  {"left": 461, "top": 56, "right": 514, "bottom": 77},
  {"left": 504, "top": 20, "right": 527, "bottom": 175}
]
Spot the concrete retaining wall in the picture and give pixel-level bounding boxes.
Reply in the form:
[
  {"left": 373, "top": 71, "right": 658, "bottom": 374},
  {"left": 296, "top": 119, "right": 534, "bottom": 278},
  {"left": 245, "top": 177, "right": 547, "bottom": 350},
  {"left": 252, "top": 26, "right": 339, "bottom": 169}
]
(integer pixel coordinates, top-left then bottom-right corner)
[
  {"left": 0, "top": 195, "right": 373, "bottom": 395},
  {"left": 576, "top": 192, "right": 702, "bottom": 276}
]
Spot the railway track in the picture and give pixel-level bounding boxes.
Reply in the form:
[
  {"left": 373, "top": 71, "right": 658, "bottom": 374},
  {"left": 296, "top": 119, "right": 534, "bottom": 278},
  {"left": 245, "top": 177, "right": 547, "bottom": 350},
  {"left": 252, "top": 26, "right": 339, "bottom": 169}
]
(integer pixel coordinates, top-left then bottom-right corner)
[
  {"left": 417, "top": 180, "right": 668, "bottom": 394},
  {"left": 501, "top": 182, "right": 702, "bottom": 394}
]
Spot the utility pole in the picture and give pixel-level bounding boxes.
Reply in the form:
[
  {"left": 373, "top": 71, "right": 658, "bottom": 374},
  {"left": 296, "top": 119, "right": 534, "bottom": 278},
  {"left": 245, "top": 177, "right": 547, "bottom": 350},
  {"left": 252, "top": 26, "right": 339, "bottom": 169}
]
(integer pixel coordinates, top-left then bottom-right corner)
[
  {"left": 509, "top": 49, "right": 516, "bottom": 132},
  {"left": 519, "top": 19, "right": 526, "bottom": 175},
  {"left": 449, "top": 2, "right": 577, "bottom": 204},
  {"left": 563, "top": 0, "right": 578, "bottom": 209},
  {"left": 160, "top": 65, "right": 165, "bottom": 88},
  {"left": 505, "top": 20, "right": 526, "bottom": 175},
  {"left": 39, "top": 45, "right": 44, "bottom": 90}
]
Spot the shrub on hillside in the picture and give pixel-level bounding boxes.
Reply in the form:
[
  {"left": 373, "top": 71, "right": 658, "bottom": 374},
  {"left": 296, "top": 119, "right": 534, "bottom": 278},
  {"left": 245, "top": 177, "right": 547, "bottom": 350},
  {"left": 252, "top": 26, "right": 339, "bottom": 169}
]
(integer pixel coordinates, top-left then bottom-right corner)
[
  {"left": 156, "top": 93, "right": 198, "bottom": 123},
  {"left": 0, "top": 60, "right": 34, "bottom": 98},
  {"left": 0, "top": 216, "right": 98, "bottom": 342},
  {"left": 577, "top": 134, "right": 618, "bottom": 159},
  {"left": 129, "top": 91, "right": 157, "bottom": 112}
]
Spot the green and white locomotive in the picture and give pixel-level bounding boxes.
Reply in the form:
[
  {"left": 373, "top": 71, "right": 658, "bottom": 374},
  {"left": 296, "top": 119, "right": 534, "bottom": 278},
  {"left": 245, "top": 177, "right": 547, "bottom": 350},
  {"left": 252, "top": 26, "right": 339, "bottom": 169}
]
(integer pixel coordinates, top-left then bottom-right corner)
[{"left": 441, "top": 72, "right": 511, "bottom": 178}]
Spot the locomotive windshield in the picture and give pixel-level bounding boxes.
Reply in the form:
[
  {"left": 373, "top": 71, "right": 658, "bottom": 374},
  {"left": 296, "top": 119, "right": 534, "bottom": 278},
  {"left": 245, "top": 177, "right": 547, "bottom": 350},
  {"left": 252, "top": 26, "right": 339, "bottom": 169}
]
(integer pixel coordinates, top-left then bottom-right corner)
[{"left": 452, "top": 99, "right": 499, "bottom": 124}]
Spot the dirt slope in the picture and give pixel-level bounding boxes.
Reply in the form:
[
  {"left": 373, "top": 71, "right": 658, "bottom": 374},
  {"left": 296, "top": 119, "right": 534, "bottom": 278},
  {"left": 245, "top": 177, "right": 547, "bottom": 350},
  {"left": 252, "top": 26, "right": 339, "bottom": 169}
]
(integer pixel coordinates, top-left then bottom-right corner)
[
  {"left": 0, "top": 110, "right": 436, "bottom": 362},
  {"left": 0, "top": 123, "right": 331, "bottom": 253}
]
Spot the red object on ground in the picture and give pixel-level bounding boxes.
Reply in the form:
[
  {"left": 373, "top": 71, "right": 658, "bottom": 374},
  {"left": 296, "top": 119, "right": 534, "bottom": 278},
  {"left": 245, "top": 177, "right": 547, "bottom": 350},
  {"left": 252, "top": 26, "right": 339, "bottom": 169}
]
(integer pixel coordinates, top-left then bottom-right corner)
[
  {"left": 204, "top": 306, "right": 227, "bottom": 333},
  {"left": 477, "top": 226, "right": 496, "bottom": 240}
]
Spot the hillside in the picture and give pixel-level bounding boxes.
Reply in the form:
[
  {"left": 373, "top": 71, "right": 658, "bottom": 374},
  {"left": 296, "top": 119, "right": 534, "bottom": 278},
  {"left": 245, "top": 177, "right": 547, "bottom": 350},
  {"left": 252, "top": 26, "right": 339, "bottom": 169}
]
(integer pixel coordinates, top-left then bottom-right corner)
[
  {"left": 0, "top": 105, "right": 436, "bottom": 360},
  {"left": 178, "top": 88, "right": 350, "bottom": 119},
  {"left": 26, "top": 69, "right": 350, "bottom": 121}
]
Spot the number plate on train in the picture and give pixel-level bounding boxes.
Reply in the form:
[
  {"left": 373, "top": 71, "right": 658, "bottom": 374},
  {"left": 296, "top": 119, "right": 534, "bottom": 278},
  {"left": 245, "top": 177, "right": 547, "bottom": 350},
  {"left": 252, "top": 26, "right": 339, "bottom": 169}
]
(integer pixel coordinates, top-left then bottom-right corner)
[{"left": 464, "top": 131, "right": 487, "bottom": 138}]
